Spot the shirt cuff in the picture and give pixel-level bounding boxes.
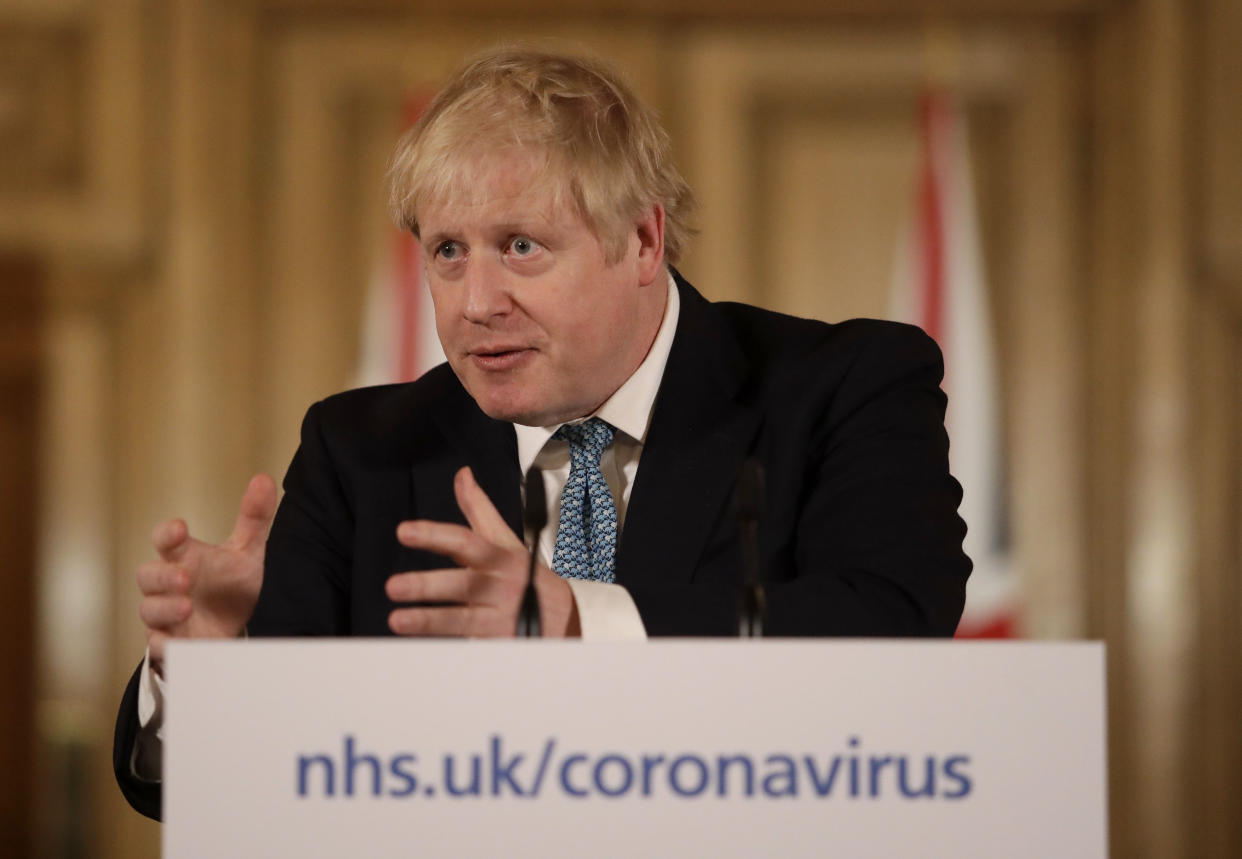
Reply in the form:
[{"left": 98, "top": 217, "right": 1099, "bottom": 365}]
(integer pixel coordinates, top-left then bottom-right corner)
[
  {"left": 131, "top": 648, "right": 165, "bottom": 782},
  {"left": 564, "top": 580, "right": 647, "bottom": 640}
]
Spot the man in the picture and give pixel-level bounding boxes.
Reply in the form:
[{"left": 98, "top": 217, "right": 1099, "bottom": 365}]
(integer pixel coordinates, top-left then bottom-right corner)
[{"left": 115, "top": 46, "right": 970, "bottom": 820}]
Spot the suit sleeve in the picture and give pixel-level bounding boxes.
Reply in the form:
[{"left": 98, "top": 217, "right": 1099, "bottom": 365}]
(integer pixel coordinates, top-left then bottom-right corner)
[
  {"left": 112, "top": 400, "right": 357, "bottom": 821},
  {"left": 769, "top": 324, "right": 969, "bottom": 635},
  {"left": 628, "top": 324, "right": 970, "bottom": 637},
  {"left": 113, "top": 660, "right": 162, "bottom": 820}
]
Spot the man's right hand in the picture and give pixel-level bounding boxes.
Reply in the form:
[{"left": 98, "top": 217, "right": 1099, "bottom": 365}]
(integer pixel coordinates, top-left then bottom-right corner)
[{"left": 136, "top": 474, "right": 277, "bottom": 673}]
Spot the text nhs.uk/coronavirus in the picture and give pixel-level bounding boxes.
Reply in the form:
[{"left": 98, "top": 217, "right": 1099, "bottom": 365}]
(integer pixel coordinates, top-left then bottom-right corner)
[{"left": 295, "top": 735, "right": 973, "bottom": 801}]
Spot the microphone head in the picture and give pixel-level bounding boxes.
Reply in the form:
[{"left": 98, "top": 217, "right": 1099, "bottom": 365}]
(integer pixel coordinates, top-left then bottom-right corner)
[
  {"left": 524, "top": 466, "right": 548, "bottom": 533},
  {"left": 734, "top": 458, "right": 766, "bottom": 522}
]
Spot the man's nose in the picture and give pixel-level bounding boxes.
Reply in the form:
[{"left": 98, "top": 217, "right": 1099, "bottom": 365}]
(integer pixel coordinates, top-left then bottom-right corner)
[{"left": 461, "top": 259, "right": 513, "bottom": 323}]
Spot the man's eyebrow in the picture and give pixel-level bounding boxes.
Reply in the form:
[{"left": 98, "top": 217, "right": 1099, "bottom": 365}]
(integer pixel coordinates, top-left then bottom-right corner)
[
  {"left": 424, "top": 219, "right": 554, "bottom": 243},
  {"left": 419, "top": 229, "right": 462, "bottom": 248},
  {"left": 484, "top": 213, "right": 554, "bottom": 232},
  {"left": 496, "top": 220, "right": 535, "bottom": 232},
  {"left": 421, "top": 230, "right": 452, "bottom": 243}
]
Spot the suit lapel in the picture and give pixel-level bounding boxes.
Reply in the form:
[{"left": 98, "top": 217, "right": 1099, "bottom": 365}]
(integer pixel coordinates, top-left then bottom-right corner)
[
  {"left": 616, "top": 275, "right": 761, "bottom": 589},
  {"left": 413, "top": 274, "right": 758, "bottom": 577},
  {"left": 424, "top": 379, "right": 524, "bottom": 537}
]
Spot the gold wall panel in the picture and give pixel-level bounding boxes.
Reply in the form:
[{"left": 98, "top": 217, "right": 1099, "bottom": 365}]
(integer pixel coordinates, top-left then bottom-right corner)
[
  {"left": 0, "top": 1, "right": 1236, "bottom": 857},
  {"left": 0, "top": 24, "right": 85, "bottom": 194}
]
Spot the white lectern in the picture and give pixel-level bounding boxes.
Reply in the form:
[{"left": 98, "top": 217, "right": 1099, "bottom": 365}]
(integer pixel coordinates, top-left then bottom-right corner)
[{"left": 165, "top": 640, "right": 1106, "bottom": 858}]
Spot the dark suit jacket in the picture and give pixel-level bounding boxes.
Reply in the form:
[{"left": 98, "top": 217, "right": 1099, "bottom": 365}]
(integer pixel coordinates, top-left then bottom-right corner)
[{"left": 115, "top": 272, "right": 970, "bottom": 819}]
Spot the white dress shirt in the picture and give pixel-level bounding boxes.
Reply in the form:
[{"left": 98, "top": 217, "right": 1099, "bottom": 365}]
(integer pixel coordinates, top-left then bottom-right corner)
[
  {"left": 134, "top": 273, "right": 680, "bottom": 777},
  {"left": 516, "top": 272, "right": 680, "bottom": 640}
]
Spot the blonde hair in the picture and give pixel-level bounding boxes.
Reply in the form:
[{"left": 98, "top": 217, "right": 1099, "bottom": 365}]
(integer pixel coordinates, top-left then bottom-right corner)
[{"left": 388, "top": 45, "right": 695, "bottom": 264}]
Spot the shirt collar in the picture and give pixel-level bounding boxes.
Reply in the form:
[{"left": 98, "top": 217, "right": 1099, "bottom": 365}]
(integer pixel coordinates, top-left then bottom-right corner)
[{"left": 514, "top": 272, "right": 680, "bottom": 473}]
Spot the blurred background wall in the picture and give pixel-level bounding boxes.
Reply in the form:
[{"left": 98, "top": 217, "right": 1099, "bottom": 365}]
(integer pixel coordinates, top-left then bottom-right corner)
[{"left": 0, "top": 0, "right": 1237, "bottom": 856}]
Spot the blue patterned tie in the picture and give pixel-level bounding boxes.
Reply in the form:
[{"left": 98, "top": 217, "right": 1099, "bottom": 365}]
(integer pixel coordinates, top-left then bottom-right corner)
[{"left": 552, "top": 418, "right": 617, "bottom": 582}]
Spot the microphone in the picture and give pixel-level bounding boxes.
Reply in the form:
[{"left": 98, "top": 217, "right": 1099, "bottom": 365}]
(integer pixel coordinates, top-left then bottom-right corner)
[
  {"left": 735, "top": 458, "right": 767, "bottom": 638},
  {"left": 516, "top": 466, "right": 547, "bottom": 637}
]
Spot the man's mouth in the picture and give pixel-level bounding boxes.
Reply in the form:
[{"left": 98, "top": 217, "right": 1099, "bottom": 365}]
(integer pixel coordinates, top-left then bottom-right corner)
[{"left": 468, "top": 347, "right": 533, "bottom": 372}]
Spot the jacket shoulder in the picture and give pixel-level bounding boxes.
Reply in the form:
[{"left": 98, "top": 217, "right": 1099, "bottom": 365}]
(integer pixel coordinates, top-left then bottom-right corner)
[
  {"left": 715, "top": 300, "right": 936, "bottom": 358},
  {"left": 710, "top": 300, "right": 943, "bottom": 392},
  {"left": 312, "top": 364, "right": 459, "bottom": 426},
  {"left": 299, "top": 364, "right": 465, "bottom": 461}
]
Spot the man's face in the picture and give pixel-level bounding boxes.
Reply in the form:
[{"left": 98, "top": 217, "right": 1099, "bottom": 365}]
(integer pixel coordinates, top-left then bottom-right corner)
[{"left": 419, "top": 151, "right": 663, "bottom": 426}]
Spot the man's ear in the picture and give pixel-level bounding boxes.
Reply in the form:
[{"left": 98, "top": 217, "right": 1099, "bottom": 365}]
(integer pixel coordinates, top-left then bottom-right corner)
[{"left": 634, "top": 203, "right": 665, "bottom": 286}]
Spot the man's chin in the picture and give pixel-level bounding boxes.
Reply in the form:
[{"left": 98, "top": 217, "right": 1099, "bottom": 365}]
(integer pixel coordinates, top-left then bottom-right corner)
[
  {"left": 469, "top": 388, "right": 552, "bottom": 427},
  {"left": 455, "top": 367, "right": 595, "bottom": 427},
  {"left": 472, "top": 390, "right": 583, "bottom": 428},
  {"left": 479, "top": 403, "right": 543, "bottom": 426}
]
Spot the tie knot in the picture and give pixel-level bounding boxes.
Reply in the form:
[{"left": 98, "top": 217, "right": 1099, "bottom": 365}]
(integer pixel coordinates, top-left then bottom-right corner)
[{"left": 554, "top": 418, "right": 614, "bottom": 462}]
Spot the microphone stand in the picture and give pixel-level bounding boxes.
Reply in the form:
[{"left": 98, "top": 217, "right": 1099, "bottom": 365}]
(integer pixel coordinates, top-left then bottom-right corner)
[
  {"left": 516, "top": 467, "right": 547, "bottom": 637},
  {"left": 736, "top": 458, "right": 767, "bottom": 638}
]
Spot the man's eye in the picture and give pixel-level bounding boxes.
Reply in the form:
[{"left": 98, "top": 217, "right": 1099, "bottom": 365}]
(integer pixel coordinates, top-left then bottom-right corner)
[
  {"left": 507, "top": 236, "right": 540, "bottom": 256},
  {"left": 435, "top": 241, "right": 464, "bottom": 260}
]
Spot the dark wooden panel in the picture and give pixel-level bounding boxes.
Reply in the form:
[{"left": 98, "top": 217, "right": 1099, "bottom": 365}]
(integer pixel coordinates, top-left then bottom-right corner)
[
  {"left": 1084, "top": 5, "right": 1140, "bottom": 856},
  {"left": 1186, "top": 286, "right": 1242, "bottom": 859},
  {"left": 1198, "top": 0, "right": 1242, "bottom": 290},
  {"left": 0, "top": 255, "right": 41, "bottom": 859}
]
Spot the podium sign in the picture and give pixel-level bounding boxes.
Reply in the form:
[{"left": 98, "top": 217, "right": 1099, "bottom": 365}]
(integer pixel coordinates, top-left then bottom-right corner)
[{"left": 164, "top": 640, "right": 1106, "bottom": 858}]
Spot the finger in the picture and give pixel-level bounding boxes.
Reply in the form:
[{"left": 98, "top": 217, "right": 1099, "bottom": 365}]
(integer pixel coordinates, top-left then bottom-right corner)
[
  {"left": 148, "top": 630, "right": 169, "bottom": 665},
  {"left": 139, "top": 594, "right": 192, "bottom": 630},
  {"left": 389, "top": 605, "right": 473, "bottom": 637},
  {"left": 390, "top": 605, "right": 516, "bottom": 638},
  {"left": 152, "top": 518, "right": 190, "bottom": 562},
  {"left": 136, "top": 561, "right": 190, "bottom": 596},
  {"left": 386, "top": 568, "right": 471, "bottom": 604},
  {"left": 455, "top": 467, "right": 524, "bottom": 550},
  {"left": 396, "top": 520, "right": 501, "bottom": 570},
  {"left": 227, "top": 473, "right": 278, "bottom": 552}
]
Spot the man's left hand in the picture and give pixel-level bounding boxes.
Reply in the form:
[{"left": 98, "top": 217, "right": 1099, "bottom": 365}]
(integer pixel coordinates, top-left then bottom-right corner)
[{"left": 386, "top": 466, "right": 579, "bottom": 637}]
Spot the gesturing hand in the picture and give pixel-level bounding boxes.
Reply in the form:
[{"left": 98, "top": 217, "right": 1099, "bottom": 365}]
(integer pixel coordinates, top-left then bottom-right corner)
[
  {"left": 386, "top": 467, "right": 579, "bottom": 638},
  {"left": 136, "top": 474, "right": 278, "bottom": 672}
]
